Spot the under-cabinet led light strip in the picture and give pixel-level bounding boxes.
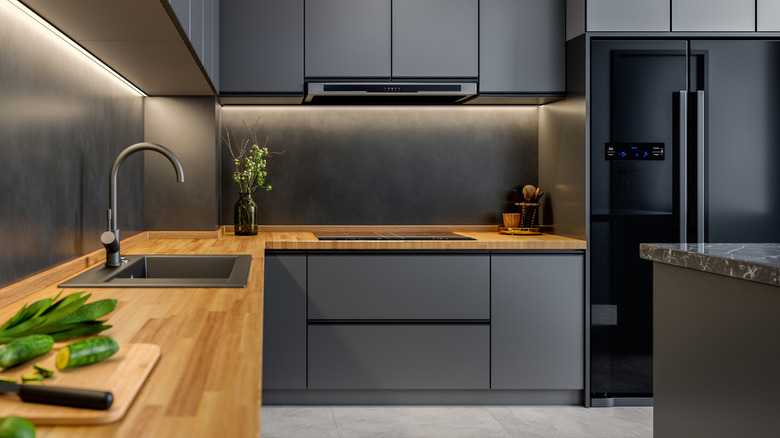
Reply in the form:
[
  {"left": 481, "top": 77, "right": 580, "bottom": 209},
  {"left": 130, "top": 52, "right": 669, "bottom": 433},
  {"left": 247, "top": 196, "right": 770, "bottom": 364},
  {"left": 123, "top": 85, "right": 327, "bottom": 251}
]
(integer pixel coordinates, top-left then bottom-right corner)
[{"left": 7, "top": 0, "right": 147, "bottom": 97}]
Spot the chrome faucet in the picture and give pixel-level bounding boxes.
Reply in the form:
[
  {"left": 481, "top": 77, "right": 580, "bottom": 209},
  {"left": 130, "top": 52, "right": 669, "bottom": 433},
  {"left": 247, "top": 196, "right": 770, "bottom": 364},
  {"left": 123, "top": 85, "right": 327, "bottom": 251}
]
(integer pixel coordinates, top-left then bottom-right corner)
[{"left": 101, "top": 142, "right": 184, "bottom": 267}]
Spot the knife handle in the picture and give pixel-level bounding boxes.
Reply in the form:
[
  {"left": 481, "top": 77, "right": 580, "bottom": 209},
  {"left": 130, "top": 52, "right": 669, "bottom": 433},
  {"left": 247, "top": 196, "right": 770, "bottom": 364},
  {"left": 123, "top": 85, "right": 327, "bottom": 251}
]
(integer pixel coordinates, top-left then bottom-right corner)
[{"left": 18, "top": 384, "right": 113, "bottom": 410}]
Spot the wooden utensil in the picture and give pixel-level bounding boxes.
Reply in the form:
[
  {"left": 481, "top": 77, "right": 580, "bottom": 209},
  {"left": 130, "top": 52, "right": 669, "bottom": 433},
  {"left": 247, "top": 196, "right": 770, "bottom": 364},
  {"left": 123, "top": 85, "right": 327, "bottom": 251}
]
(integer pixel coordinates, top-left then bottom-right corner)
[{"left": 522, "top": 185, "right": 536, "bottom": 202}]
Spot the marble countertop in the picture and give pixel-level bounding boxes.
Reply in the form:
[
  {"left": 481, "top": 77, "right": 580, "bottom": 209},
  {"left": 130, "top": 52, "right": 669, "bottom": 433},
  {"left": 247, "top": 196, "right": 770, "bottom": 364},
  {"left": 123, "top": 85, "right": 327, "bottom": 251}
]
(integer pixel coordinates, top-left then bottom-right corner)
[{"left": 640, "top": 243, "right": 780, "bottom": 287}]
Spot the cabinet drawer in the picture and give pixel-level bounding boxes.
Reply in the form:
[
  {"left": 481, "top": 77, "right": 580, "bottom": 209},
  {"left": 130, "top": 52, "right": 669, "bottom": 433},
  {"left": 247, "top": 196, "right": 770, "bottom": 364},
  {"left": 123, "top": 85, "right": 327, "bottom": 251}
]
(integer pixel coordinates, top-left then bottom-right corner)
[
  {"left": 308, "top": 324, "right": 489, "bottom": 389},
  {"left": 307, "top": 254, "right": 489, "bottom": 320}
]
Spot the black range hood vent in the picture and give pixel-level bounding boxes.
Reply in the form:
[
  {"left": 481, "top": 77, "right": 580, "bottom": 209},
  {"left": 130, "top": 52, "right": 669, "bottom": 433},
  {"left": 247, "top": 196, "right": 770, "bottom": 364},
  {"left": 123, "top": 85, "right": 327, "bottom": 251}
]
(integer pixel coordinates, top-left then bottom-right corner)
[{"left": 305, "top": 82, "right": 477, "bottom": 104}]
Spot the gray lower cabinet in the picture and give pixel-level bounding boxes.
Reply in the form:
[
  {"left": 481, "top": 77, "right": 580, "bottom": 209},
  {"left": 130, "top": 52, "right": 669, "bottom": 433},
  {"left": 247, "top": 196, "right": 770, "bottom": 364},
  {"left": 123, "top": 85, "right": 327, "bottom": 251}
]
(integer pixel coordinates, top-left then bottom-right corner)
[
  {"left": 308, "top": 324, "right": 490, "bottom": 389},
  {"left": 220, "top": 0, "right": 303, "bottom": 94},
  {"left": 262, "top": 253, "right": 307, "bottom": 390},
  {"left": 479, "top": 0, "right": 565, "bottom": 94},
  {"left": 491, "top": 254, "right": 584, "bottom": 389},
  {"left": 307, "top": 253, "right": 489, "bottom": 320},
  {"left": 263, "top": 250, "right": 585, "bottom": 401},
  {"left": 304, "top": 0, "right": 391, "bottom": 78},
  {"left": 392, "top": 0, "right": 478, "bottom": 78}
]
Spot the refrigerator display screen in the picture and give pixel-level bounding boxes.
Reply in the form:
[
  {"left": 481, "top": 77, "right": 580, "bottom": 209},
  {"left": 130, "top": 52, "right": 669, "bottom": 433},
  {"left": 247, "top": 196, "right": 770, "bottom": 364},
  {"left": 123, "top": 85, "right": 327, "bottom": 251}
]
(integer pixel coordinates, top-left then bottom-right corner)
[{"left": 605, "top": 143, "right": 664, "bottom": 160}]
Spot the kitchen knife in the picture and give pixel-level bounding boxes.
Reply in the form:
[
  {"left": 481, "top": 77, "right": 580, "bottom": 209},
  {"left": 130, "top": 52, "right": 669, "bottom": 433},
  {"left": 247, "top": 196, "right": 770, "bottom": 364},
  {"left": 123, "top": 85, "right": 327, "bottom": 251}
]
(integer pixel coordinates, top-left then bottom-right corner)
[{"left": 0, "top": 381, "right": 113, "bottom": 410}]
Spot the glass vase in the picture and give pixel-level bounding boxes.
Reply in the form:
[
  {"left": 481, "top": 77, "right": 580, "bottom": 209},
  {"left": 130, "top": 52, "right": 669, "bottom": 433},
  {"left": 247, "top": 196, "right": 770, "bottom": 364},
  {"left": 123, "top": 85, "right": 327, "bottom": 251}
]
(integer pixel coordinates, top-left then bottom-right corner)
[{"left": 234, "top": 192, "right": 258, "bottom": 235}]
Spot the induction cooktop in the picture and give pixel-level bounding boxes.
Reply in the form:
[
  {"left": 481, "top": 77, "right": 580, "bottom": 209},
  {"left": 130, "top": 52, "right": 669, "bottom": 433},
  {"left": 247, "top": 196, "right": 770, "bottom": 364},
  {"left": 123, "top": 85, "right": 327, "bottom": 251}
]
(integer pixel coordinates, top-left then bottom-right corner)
[{"left": 314, "top": 231, "right": 475, "bottom": 241}]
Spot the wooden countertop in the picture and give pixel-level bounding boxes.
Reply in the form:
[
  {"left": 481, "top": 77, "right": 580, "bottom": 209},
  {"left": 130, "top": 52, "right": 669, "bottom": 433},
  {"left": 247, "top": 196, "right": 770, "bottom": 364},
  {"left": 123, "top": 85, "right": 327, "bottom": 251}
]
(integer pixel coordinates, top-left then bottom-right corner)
[
  {"left": 0, "top": 227, "right": 584, "bottom": 437},
  {"left": 0, "top": 233, "right": 266, "bottom": 438},
  {"left": 263, "top": 230, "right": 586, "bottom": 251}
]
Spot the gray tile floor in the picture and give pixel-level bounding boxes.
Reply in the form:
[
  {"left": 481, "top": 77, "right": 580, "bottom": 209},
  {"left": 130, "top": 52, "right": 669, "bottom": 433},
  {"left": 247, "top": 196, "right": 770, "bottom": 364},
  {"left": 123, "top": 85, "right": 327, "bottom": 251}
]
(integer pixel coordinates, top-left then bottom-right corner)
[{"left": 261, "top": 405, "right": 653, "bottom": 438}]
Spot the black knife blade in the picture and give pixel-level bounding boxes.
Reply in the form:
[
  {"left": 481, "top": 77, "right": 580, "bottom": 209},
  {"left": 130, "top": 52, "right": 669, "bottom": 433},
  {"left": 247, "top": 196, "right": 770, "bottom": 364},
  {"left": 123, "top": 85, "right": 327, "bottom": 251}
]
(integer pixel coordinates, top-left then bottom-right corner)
[{"left": 0, "top": 381, "right": 113, "bottom": 410}]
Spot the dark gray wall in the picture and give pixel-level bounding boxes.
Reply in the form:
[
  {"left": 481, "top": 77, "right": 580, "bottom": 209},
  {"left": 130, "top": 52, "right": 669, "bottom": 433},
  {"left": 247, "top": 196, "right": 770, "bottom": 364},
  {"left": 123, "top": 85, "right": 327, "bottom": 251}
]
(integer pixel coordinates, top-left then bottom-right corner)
[
  {"left": 144, "top": 97, "right": 220, "bottom": 231},
  {"left": 539, "top": 35, "right": 587, "bottom": 240},
  {"left": 0, "top": 2, "right": 144, "bottom": 288},
  {"left": 220, "top": 106, "right": 538, "bottom": 225}
]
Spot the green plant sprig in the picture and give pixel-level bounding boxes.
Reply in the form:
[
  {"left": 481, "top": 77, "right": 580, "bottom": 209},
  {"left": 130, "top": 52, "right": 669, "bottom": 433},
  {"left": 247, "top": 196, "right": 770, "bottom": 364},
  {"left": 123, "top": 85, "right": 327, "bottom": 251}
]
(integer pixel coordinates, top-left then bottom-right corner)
[
  {"left": 0, "top": 291, "right": 116, "bottom": 345},
  {"left": 222, "top": 116, "right": 277, "bottom": 194}
]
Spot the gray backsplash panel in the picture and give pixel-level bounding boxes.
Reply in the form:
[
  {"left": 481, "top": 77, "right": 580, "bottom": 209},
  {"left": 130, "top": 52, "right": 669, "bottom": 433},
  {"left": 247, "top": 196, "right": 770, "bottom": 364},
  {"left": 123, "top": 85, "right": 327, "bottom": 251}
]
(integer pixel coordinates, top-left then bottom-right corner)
[
  {"left": 144, "top": 97, "right": 220, "bottom": 231},
  {"left": 0, "top": 3, "right": 144, "bottom": 287},
  {"left": 220, "top": 106, "right": 538, "bottom": 225}
]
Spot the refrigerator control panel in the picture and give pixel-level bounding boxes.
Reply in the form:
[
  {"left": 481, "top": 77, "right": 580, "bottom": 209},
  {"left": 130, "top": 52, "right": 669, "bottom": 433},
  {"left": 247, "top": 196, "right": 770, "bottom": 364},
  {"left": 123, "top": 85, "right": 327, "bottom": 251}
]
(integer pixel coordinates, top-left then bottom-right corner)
[{"left": 605, "top": 143, "right": 664, "bottom": 160}]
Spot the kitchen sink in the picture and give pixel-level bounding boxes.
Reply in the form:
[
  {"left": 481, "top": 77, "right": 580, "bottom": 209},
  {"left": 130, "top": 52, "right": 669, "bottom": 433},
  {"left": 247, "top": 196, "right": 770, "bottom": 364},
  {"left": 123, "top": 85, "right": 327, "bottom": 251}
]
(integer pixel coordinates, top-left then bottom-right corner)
[{"left": 59, "top": 254, "right": 252, "bottom": 288}]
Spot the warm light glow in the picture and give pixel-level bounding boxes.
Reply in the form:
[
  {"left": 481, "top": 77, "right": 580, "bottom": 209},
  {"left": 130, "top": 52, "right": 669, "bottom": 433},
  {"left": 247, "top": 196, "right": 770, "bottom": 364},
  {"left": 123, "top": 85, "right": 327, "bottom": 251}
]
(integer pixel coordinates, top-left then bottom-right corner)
[{"left": 7, "top": 0, "right": 147, "bottom": 96}]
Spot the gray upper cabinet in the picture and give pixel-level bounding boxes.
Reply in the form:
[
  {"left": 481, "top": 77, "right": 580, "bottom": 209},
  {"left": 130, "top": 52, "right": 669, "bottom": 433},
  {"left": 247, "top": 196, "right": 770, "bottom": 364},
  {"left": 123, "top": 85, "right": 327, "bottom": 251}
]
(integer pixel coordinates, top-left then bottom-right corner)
[
  {"left": 220, "top": 0, "right": 303, "bottom": 95},
  {"left": 672, "top": 0, "right": 755, "bottom": 31},
  {"left": 758, "top": 0, "right": 780, "bottom": 31},
  {"left": 585, "top": 0, "right": 670, "bottom": 32},
  {"left": 392, "top": 0, "right": 478, "bottom": 78},
  {"left": 304, "top": 0, "right": 391, "bottom": 78},
  {"left": 479, "top": 0, "right": 564, "bottom": 94},
  {"left": 169, "top": 0, "right": 220, "bottom": 89},
  {"left": 491, "top": 254, "right": 584, "bottom": 390}
]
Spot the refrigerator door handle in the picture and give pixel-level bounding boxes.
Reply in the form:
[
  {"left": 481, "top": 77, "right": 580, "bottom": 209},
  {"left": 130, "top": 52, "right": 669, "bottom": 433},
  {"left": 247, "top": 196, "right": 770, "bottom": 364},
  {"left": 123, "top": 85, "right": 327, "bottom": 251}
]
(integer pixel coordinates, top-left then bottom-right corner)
[
  {"left": 678, "top": 90, "right": 688, "bottom": 243},
  {"left": 696, "top": 90, "right": 705, "bottom": 243}
]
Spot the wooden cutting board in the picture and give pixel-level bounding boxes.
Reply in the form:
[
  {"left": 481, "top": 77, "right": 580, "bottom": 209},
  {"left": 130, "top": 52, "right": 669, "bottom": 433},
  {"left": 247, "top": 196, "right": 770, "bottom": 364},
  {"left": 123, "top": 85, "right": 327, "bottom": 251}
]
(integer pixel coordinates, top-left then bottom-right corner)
[{"left": 0, "top": 342, "right": 160, "bottom": 425}]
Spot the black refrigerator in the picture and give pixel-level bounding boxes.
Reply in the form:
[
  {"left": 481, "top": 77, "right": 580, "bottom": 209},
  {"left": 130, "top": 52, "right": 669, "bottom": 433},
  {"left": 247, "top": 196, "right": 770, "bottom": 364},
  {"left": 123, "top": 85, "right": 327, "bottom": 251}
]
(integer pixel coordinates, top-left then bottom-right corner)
[{"left": 589, "top": 39, "right": 780, "bottom": 406}]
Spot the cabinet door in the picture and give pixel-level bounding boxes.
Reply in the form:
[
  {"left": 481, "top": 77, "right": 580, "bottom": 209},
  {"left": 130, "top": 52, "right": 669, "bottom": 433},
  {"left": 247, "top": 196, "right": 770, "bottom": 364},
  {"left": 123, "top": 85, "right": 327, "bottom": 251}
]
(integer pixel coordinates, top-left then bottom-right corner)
[
  {"left": 758, "top": 0, "right": 780, "bottom": 31},
  {"left": 263, "top": 253, "right": 307, "bottom": 390},
  {"left": 308, "top": 324, "right": 489, "bottom": 389},
  {"left": 491, "top": 254, "right": 584, "bottom": 389},
  {"left": 392, "top": 0, "right": 478, "bottom": 78},
  {"left": 308, "top": 254, "right": 489, "bottom": 320},
  {"left": 169, "top": 0, "right": 218, "bottom": 86},
  {"left": 304, "top": 0, "right": 391, "bottom": 78},
  {"left": 220, "top": 0, "right": 303, "bottom": 94},
  {"left": 672, "top": 0, "right": 755, "bottom": 31},
  {"left": 586, "top": 0, "right": 670, "bottom": 31},
  {"left": 480, "top": 0, "right": 564, "bottom": 94}
]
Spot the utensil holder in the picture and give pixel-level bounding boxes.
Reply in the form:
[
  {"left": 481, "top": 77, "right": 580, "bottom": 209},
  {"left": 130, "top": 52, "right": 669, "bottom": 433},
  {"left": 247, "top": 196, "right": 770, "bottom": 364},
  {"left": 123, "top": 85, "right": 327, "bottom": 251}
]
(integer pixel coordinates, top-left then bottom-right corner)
[{"left": 517, "top": 202, "right": 540, "bottom": 227}]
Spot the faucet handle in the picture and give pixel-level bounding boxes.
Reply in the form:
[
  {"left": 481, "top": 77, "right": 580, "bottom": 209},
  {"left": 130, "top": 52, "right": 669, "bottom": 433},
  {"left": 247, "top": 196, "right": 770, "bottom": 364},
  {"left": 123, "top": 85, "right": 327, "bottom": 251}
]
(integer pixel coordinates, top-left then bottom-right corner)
[{"left": 101, "top": 230, "right": 119, "bottom": 253}]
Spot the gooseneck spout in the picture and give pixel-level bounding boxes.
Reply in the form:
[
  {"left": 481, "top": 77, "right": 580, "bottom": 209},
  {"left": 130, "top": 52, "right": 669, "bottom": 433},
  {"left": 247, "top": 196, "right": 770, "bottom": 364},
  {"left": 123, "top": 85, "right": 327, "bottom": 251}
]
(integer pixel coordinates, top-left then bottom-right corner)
[{"left": 102, "top": 142, "right": 184, "bottom": 267}]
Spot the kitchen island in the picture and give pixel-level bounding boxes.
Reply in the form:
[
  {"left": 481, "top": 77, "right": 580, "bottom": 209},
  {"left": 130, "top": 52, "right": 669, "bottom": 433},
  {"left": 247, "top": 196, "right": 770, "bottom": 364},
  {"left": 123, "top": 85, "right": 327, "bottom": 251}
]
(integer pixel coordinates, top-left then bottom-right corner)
[
  {"left": 641, "top": 243, "right": 780, "bottom": 438},
  {"left": 0, "top": 228, "right": 585, "bottom": 436}
]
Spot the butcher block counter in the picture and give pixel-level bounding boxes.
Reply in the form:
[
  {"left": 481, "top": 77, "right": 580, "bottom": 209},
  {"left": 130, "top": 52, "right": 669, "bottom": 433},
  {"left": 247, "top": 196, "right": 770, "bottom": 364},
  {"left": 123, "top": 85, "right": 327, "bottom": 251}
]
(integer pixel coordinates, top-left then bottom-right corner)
[
  {"left": 0, "top": 227, "right": 585, "bottom": 437},
  {"left": 0, "top": 232, "right": 265, "bottom": 438},
  {"left": 262, "top": 227, "right": 586, "bottom": 251}
]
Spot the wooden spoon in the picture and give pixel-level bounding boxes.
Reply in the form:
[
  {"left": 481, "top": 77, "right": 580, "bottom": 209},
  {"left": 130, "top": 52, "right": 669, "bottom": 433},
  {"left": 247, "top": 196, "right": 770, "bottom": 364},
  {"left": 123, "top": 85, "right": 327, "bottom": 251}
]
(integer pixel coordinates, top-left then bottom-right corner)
[{"left": 522, "top": 185, "right": 536, "bottom": 202}]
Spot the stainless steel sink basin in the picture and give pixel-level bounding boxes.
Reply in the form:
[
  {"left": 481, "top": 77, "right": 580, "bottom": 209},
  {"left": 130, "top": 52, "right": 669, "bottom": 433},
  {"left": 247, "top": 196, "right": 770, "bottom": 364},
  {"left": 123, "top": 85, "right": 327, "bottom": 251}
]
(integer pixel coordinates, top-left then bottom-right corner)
[{"left": 59, "top": 254, "right": 252, "bottom": 288}]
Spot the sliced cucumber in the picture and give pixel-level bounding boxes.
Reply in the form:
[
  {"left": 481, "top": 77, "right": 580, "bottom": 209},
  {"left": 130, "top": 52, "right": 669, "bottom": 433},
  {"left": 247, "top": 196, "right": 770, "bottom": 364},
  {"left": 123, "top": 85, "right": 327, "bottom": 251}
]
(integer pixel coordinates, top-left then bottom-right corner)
[
  {"left": 56, "top": 337, "right": 119, "bottom": 370},
  {"left": 20, "top": 372, "right": 44, "bottom": 382},
  {"left": 33, "top": 363, "right": 54, "bottom": 378}
]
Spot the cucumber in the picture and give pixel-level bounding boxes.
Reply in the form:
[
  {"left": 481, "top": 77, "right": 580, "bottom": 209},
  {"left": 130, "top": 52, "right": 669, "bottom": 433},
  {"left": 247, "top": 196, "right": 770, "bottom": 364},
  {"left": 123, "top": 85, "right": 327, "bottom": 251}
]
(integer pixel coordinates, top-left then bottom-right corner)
[
  {"left": 32, "top": 363, "right": 54, "bottom": 378},
  {"left": 55, "top": 337, "right": 119, "bottom": 370},
  {"left": 0, "top": 335, "right": 54, "bottom": 369},
  {"left": 21, "top": 372, "right": 44, "bottom": 383}
]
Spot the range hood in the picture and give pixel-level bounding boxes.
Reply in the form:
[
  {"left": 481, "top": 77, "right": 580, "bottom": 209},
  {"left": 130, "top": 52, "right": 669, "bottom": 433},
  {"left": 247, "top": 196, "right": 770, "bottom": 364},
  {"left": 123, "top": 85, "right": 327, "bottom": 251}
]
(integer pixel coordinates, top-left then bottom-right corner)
[{"left": 305, "top": 82, "right": 477, "bottom": 104}]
